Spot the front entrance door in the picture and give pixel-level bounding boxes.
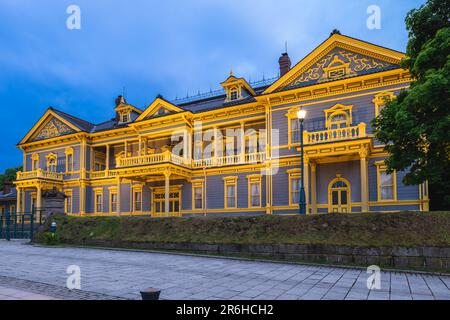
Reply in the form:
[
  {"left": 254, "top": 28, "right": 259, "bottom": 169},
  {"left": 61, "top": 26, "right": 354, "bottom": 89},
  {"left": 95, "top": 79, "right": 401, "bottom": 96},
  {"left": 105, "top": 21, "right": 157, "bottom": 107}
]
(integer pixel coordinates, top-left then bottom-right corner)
[{"left": 328, "top": 178, "right": 351, "bottom": 213}]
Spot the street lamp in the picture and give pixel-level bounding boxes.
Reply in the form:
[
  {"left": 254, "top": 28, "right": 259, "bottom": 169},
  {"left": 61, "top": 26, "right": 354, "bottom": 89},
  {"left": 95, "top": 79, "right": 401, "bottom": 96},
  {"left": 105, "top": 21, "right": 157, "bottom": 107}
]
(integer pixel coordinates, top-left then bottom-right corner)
[{"left": 297, "top": 109, "right": 307, "bottom": 215}]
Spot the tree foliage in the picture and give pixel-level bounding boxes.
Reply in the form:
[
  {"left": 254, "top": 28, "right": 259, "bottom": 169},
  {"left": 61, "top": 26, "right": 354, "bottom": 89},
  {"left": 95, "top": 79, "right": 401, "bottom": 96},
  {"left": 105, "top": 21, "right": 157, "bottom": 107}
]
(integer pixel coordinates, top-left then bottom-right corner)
[
  {"left": 0, "top": 166, "right": 22, "bottom": 191},
  {"left": 372, "top": 0, "right": 450, "bottom": 209}
]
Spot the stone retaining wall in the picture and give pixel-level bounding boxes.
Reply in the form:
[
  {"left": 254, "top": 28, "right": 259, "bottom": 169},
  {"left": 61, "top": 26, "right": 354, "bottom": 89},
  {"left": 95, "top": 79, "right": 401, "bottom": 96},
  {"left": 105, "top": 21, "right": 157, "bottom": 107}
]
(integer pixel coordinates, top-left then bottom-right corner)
[{"left": 72, "top": 240, "right": 450, "bottom": 271}]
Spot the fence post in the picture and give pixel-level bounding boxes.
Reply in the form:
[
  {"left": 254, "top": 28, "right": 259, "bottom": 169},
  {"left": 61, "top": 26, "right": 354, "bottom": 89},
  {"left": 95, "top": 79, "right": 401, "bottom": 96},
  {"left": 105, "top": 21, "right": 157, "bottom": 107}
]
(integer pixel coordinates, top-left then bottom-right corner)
[
  {"left": 0, "top": 211, "right": 3, "bottom": 239},
  {"left": 21, "top": 212, "right": 25, "bottom": 239},
  {"left": 30, "top": 205, "right": 35, "bottom": 240},
  {"left": 5, "top": 208, "right": 10, "bottom": 241},
  {"left": 13, "top": 211, "right": 17, "bottom": 239}
]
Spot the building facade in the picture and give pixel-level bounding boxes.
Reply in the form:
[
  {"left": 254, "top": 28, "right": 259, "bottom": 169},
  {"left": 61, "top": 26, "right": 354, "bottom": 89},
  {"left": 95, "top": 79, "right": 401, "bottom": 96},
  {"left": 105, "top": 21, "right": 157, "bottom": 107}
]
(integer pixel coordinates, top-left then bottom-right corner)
[
  {"left": 0, "top": 182, "right": 17, "bottom": 215},
  {"left": 14, "top": 33, "right": 429, "bottom": 217}
]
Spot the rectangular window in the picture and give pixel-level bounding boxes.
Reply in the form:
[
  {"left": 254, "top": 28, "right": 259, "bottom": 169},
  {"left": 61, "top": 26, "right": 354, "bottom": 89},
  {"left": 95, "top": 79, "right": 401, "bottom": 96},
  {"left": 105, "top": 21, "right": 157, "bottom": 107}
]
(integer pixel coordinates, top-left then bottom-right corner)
[
  {"left": 250, "top": 182, "right": 261, "bottom": 207},
  {"left": 110, "top": 192, "right": 117, "bottom": 213},
  {"left": 379, "top": 171, "right": 394, "bottom": 200},
  {"left": 291, "top": 119, "right": 300, "bottom": 144},
  {"left": 194, "top": 187, "right": 203, "bottom": 209},
  {"left": 224, "top": 177, "right": 238, "bottom": 209},
  {"left": 247, "top": 175, "right": 262, "bottom": 208},
  {"left": 226, "top": 185, "right": 236, "bottom": 208},
  {"left": 133, "top": 191, "right": 142, "bottom": 212},
  {"left": 288, "top": 170, "right": 301, "bottom": 206},
  {"left": 376, "top": 162, "right": 396, "bottom": 201},
  {"left": 95, "top": 191, "right": 103, "bottom": 213},
  {"left": 65, "top": 193, "right": 72, "bottom": 214},
  {"left": 67, "top": 154, "right": 73, "bottom": 172}
]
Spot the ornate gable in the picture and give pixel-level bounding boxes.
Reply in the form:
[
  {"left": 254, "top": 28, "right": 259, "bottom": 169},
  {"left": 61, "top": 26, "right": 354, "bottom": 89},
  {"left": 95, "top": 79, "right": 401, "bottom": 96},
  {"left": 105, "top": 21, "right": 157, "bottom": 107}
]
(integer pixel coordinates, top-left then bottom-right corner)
[
  {"left": 136, "top": 98, "right": 185, "bottom": 122},
  {"left": 19, "top": 108, "right": 83, "bottom": 145},
  {"left": 32, "top": 117, "right": 75, "bottom": 141},
  {"left": 286, "top": 47, "right": 395, "bottom": 89},
  {"left": 264, "top": 33, "right": 405, "bottom": 94}
]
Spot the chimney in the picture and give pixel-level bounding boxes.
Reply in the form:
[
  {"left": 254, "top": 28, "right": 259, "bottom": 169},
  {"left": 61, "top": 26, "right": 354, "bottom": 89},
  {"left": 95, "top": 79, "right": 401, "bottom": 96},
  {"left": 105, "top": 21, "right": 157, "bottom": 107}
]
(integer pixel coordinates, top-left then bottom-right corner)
[
  {"left": 3, "top": 181, "right": 12, "bottom": 195},
  {"left": 279, "top": 52, "right": 291, "bottom": 77}
]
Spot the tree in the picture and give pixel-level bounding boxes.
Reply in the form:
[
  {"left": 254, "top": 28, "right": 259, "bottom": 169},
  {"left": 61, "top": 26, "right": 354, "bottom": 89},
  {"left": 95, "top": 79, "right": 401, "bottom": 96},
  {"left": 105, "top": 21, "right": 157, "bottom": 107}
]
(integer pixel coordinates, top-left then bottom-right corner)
[
  {"left": 372, "top": 0, "right": 450, "bottom": 210},
  {"left": 0, "top": 166, "right": 22, "bottom": 191}
]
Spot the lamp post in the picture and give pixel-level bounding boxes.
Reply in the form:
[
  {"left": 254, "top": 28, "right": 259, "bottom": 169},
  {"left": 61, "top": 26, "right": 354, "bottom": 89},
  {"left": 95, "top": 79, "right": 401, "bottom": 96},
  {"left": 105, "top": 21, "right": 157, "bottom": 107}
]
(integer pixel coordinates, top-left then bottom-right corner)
[{"left": 297, "top": 109, "right": 307, "bottom": 215}]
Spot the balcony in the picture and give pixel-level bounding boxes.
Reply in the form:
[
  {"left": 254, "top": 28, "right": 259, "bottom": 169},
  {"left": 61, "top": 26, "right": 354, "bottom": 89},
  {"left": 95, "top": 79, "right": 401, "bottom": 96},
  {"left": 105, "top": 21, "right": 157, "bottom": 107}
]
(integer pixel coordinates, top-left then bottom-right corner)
[
  {"left": 116, "top": 150, "right": 190, "bottom": 168},
  {"left": 304, "top": 123, "right": 367, "bottom": 145},
  {"left": 192, "top": 152, "right": 266, "bottom": 168},
  {"left": 16, "top": 169, "right": 64, "bottom": 181}
]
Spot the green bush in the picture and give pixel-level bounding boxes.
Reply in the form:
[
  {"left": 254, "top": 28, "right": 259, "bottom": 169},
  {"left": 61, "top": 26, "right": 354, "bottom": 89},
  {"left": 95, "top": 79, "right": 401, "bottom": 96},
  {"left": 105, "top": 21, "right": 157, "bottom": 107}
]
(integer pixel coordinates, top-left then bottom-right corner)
[{"left": 43, "top": 232, "right": 60, "bottom": 245}]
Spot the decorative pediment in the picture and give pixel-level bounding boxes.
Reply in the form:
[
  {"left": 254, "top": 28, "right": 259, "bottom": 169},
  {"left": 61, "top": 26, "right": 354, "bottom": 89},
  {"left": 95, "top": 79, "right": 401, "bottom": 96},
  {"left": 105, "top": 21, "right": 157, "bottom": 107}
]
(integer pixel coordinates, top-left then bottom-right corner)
[
  {"left": 264, "top": 33, "right": 405, "bottom": 94},
  {"left": 19, "top": 108, "right": 82, "bottom": 144},
  {"left": 136, "top": 98, "right": 185, "bottom": 121},
  {"left": 32, "top": 118, "right": 75, "bottom": 141}
]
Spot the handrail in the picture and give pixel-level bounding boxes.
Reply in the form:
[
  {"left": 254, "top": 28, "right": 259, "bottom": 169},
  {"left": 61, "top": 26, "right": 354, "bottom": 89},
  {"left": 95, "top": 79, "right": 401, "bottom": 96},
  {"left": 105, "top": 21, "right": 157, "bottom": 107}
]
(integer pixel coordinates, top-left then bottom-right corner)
[
  {"left": 303, "top": 123, "right": 367, "bottom": 145},
  {"left": 16, "top": 169, "right": 64, "bottom": 181}
]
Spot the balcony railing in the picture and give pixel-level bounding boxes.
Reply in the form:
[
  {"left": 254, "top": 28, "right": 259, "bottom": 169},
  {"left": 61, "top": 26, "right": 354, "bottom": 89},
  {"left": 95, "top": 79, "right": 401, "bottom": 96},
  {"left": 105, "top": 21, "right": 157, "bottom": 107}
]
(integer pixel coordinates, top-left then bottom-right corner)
[
  {"left": 16, "top": 169, "right": 64, "bottom": 181},
  {"left": 116, "top": 150, "right": 190, "bottom": 168},
  {"left": 303, "top": 123, "right": 367, "bottom": 145},
  {"left": 192, "top": 152, "right": 266, "bottom": 168}
]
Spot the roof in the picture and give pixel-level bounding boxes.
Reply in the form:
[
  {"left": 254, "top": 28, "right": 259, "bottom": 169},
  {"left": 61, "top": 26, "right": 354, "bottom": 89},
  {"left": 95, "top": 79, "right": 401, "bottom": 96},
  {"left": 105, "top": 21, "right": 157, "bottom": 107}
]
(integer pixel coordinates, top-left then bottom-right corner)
[
  {"left": 50, "top": 107, "right": 95, "bottom": 132},
  {"left": 0, "top": 187, "right": 17, "bottom": 202}
]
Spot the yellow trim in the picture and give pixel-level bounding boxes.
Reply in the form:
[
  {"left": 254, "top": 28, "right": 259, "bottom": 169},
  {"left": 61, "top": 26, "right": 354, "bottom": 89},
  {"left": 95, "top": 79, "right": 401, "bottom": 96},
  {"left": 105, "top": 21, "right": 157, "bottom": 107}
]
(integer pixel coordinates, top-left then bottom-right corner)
[
  {"left": 247, "top": 174, "right": 262, "bottom": 208},
  {"left": 65, "top": 147, "right": 74, "bottom": 173},
  {"left": 324, "top": 104, "right": 353, "bottom": 129},
  {"left": 31, "top": 153, "right": 40, "bottom": 170},
  {"left": 223, "top": 176, "right": 238, "bottom": 209},
  {"left": 375, "top": 161, "right": 397, "bottom": 202},
  {"left": 45, "top": 153, "right": 58, "bottom": 172},
  {"left": 372, "top": 91, "right": 396, "bottom": 117},
  {"left": 328, "top": 175, "right": 352, "bottom": 213}
]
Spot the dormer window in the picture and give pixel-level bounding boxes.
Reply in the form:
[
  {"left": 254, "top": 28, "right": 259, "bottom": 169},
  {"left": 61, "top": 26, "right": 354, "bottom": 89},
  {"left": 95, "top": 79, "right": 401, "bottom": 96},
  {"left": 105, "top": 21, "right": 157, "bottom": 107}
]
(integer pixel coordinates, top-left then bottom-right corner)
[
  {"left": 230, "top": 88, "right": 238, "bottom": 101},
  {"left": 121, "top": 113, "right": 129, "bottom": 123},
  {"left": 220, "top": 71, "right": 256, "bottom": 103}
]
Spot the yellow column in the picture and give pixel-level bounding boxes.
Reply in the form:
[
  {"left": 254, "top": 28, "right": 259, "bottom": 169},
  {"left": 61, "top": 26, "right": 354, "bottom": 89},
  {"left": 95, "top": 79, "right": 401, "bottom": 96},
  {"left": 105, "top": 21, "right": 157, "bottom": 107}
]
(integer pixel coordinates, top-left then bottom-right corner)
[
  {"left": 106, "top": 144, "right": 110, "bottom": 172},
  {"left": 183, "top": 130, "right": 188, "bottom": 160},
  {"left": 311, "top": 162, "right": 317, "bottom": 214},
  {"left": 240, "top": 122, "right": 245, "bottom": 163},
  {"left": 36, "top": 185, "right": 42, "bottom": 209},
  {"left": 360, "top": 148, "right": 369, "bottom": 212},
  {"left": 124, "top": 141, "right": 128, "bottom": 157},
  {"left": 116, "top": 177, "right": 121, "bottom": 215},
  {"left": 16, "top": 187, "right": 22, "bottom": 213},
  {"left": 164, "top": 171, "right": 171, "bottom": 217},
  {"left": 80, "top": 181, "right": 86, "bottom": 215}
]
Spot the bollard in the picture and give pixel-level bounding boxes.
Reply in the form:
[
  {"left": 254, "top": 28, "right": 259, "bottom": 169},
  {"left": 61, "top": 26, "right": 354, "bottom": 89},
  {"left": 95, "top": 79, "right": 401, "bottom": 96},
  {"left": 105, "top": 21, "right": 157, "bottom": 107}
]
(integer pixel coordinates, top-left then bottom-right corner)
[
  {"left": 140, "top": 288, "right": 161, "bottom": 300},
  {"left": 50, "top": 221, "right": 57, "bottom": 234}
]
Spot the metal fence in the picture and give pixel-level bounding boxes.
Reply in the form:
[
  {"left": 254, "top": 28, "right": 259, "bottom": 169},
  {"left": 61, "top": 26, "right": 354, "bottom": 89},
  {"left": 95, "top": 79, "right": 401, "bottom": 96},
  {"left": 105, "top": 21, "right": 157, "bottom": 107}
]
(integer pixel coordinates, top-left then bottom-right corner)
[{"left": 0, "top": 207, "right": 45, "bottom": 240}]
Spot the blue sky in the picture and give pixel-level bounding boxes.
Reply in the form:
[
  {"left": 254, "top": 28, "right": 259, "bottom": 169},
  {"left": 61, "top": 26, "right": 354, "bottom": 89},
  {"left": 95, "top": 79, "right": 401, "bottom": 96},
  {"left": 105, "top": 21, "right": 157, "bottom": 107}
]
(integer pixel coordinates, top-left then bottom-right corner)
[{"left": 0, "top": 0, "right": 425, "bottom": 172}]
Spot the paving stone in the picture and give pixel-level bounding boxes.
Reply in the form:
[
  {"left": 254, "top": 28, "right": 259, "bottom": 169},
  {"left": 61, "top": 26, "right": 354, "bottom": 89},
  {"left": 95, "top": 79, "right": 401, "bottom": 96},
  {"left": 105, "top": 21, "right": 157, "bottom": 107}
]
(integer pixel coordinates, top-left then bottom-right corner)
[{"left": 0, "top": 240, "right": 449, "bottom": 300}]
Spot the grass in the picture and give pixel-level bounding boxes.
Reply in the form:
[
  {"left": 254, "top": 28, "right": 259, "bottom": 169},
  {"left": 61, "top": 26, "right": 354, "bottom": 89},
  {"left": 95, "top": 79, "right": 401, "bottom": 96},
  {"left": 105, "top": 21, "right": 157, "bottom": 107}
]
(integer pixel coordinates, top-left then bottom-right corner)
[{"left": 34, "top": 211, "right": 450, "bottom": 247}]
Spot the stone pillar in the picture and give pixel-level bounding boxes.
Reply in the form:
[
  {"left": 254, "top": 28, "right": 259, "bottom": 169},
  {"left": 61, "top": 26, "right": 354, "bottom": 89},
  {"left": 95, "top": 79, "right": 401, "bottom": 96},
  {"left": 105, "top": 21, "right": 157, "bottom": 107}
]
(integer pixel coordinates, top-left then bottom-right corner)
[
  {"left": 36, "top": 185, "right": 42, "bottom": 209},
  {"left": 360, "top": 147, "right": 369, "bottom": 212},
  {"left": 164, "top": 172, "right": 171, "bottom": 217},
  {"left": 311, "top": 162, "right": 317, "bottom": 214}
]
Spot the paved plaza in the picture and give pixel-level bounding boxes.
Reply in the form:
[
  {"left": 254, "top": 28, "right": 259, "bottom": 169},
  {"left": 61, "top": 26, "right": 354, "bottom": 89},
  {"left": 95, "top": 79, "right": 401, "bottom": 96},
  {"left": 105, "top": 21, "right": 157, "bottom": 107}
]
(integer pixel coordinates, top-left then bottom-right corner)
[{"left": 0, "top": 240, "right": 449, "bottom": 300}]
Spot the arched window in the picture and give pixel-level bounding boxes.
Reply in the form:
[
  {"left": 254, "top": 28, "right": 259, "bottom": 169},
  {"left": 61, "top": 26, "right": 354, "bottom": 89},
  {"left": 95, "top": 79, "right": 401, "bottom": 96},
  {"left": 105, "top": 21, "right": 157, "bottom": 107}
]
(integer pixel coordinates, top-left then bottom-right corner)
[
  {"left": 31, "top": 153, "right": 40, "bottom": 171},
  {"left": 324, "top": 104, "right": 353, "bottom": 130}
]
